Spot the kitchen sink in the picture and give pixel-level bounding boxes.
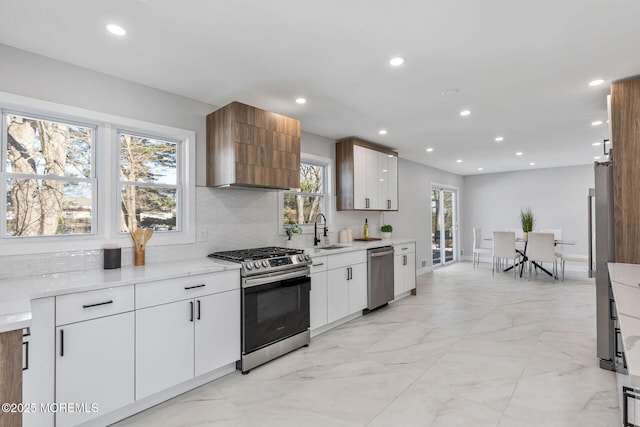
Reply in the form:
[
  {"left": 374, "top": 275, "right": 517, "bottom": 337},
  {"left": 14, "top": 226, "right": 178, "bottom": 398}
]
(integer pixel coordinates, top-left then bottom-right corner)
[{"left": 319, "top": 244, "right": 348, "bottom": 251}]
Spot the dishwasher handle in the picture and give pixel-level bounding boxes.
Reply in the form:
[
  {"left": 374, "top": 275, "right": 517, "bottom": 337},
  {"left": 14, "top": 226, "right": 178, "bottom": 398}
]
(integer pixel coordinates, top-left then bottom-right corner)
[{"left": 370, "top": 250, "right": 394, "bottom": 258}]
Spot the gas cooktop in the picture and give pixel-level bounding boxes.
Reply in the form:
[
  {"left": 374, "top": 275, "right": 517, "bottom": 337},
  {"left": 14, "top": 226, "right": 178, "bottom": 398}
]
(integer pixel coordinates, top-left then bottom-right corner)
[
  {"left": 208, "top": 246, "right": 311, "bottom": 276},
  {"left": 208, "top": 246, "right": 305, "bottom": 262}
]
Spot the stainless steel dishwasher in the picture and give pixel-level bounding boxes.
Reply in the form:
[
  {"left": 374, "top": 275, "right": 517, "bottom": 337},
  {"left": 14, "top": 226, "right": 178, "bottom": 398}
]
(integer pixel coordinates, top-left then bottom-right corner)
[{"left": 365, "top": 246, "right": 395, "bottom": 314}]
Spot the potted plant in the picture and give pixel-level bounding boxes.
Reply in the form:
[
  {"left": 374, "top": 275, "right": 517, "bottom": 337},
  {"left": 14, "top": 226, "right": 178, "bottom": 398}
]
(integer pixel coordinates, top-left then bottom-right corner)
[
  {"left": 381, "top": 224, "right": 393, "bottom": 239},
  {"left": 519, "top": 207, "right": 535, "bottom": 241},
  {"left": 284, "top": 222, "right": 302, "bottom": 247}
]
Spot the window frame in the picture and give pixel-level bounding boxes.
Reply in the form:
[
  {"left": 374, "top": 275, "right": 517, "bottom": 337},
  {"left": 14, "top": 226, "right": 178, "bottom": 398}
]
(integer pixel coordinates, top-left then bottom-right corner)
[
  {"left": 0, "top": 91, "right": 196, "bottom": 256},
  {"left": 1, "top": 109, "right": 98, "bottom": 240},
  {"left": 279, "top": 153, "right": 333, "bottom": 235},
  {"left": 116, "top": 129, "right": 183, "bottom": 235}
]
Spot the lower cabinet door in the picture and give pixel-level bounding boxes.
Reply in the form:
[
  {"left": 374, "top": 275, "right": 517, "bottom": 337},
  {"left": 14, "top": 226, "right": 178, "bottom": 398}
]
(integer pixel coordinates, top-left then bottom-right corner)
[
  {"left": 194, "top": 290, "right": 240, "bottom": 376},
  {"left": 136, "top": 300, "right": 195, "bottom": 399},
  {"left": 327, "top": 269, "right": 349, "bottom": 323},
  {"left": 23, "top": 297, "right": 55, "bottom": 427},
  {"left": 393, "top": 254, "right": 404, "bottom": 296},
  {"left": 405, "top": 252, "right": 416, "bottom": 292},
  {"left": 55, "top": 312, "right": 134, "bottom": 427},
  {"left": 348, "top": 263, "right": 367, "bottom": 314},
  {"left": 310, "top": 271, "right": 328, "bottom": 330}
]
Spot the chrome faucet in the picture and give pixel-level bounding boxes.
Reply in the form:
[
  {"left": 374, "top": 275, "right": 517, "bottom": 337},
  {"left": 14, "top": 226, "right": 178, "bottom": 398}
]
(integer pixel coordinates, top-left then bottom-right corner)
[{"left": 314, "top": 213, "right": 327, "bottom": 246}]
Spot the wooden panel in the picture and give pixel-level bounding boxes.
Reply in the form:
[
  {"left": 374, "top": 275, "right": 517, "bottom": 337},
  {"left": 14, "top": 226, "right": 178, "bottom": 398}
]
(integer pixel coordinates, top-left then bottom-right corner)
[
  {"left": 0, "top": 329, "right": 22, "bottom": 427},
  {"left": 336, "top": 139, "right": 355, "bottom": 210},
  {"left": 612, "top": 76, "right": 640, "bottom": 263},
  {"left": 207, "top": 101, "right": 300, "bottom": 188}
]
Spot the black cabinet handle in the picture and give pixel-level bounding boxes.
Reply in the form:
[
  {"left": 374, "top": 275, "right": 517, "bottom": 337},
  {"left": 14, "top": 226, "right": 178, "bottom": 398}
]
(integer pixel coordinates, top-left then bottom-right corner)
[
  {"left": 403, "top": 255, "right": 407, "bottom": 266},
  {"left": 190, "top": 301, "right": 194, "bottom": 322},
  {"left": 388, "top": 200, "right": 391, "bottom": 209},
  {"left": 185, "top": 284, "right": 206, "bottom": 290},
  {"left": 82, "top": 300, "right": 113, "bottom": 309},
  {"left": 313, "top": 263, "right": 325, "bottom": 267},
  {"left": 60, "top": 329, "right": 64, "bottom": 357},
  {"left": 23, "top": 341, "right": 29, "bottom": 371},
  {"left": 346, "top": 267, "right": 353, "bottom": 280},
  {"left": 365, "top": 198, "right": 370, "bottom": 209},
  {"left": 197, "top": 300, "right": 201, "bottom": 320}
]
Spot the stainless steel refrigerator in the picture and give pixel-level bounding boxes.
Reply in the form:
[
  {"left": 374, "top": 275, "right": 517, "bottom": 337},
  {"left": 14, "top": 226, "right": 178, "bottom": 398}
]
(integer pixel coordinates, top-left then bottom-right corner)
[{"left": 589, "top": 160, "right": 618, "bottom": 371}]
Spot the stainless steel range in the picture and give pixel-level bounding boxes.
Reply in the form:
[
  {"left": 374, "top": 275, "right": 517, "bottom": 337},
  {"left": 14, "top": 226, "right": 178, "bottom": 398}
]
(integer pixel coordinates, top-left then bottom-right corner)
[{"left": 208, "top": 247, "right": 312, "bottom": 374}]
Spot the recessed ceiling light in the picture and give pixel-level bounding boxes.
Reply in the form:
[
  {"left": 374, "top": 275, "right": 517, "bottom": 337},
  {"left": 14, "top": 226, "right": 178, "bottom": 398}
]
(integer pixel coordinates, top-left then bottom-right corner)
[
  {"left": 106, "top": 24, "right": 126, "bottom": 36},
  {"left": 426, "top": 148, "right": 434, "bottom": 152},
  {"left": 494, "top": 136, "right": 504, "bottom": 142},
  {"left": 460, "top": 110, "right": 471, "bottom": 117},
  {"left": 379, "top": 129, "right": 387, "bottom": 135},
  {"left": 594, "top": 156, "right": 602, "bottom": 160},
  {"left": 592, "top": 120, "right": 603, "bottom": 126},
  {"left": 516, "top": 152, "right": 523, "bottom": 156},
  {"left": 382, "top": 169, "right": 388, "bottom": 172},
  {"left": 589, "top": 79, "right": 605, "bottom": 87},
  {"left": 379, "top": 178, "right": 385, "bottom": 182},
  {"left": 456, "top": 159, "right": 462, "bottom": 163},
  {"left": 529, "top": 162, "right": 536, "bottom": 166},
  {"left": 593, "top": 142, "right": 602, "bottom": 146},
  {"left": 440, "top": 88, "right": 460, "bottom": 97},
  {"left": 295, "top": 97, "right": 307, "bottom": 104},
  {"left": 389, "top": 57, "right": 405, "bottom": 66},
  {"left": 478, "top": 167, "right": 483, "bottom": 171}
]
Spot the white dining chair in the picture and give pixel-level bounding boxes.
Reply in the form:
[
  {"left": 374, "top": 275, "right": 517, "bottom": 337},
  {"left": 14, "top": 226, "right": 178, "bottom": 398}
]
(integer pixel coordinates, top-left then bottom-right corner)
[
  {"left": 526, "top": 232, "right": 558, "bottom": 281},
  {"left": 541, "top": 228, "right": 566, "bottom": 280},
  {"left": 492, "top": 231, "right": 520, "bottom": 278},
  {"left": 473, "top": 227, "right": 492, "bottom": 269}
]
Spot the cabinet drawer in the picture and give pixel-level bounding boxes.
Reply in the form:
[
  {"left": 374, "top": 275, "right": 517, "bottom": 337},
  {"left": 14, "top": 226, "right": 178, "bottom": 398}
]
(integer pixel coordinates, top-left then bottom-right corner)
[
  {"left": 327, "top": 250, "right": 366, "bottom": 270},
  {"left": 310, "top": 256, "right": 328, "bottom": 273},
  {"left": 136, "top": 270, "right": 239, "bottom": 309},
  {"left": 394, "top": 243, "right": 415, "bottom": 255},
  {"left": 56, "top": 285, "right": 134, "bottom": 326}
]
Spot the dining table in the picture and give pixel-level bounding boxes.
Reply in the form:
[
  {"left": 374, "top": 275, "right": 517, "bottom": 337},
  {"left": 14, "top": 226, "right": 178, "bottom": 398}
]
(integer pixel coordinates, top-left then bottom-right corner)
[{"left": 485, "top": 237, "right": 576, "bottom": 278}]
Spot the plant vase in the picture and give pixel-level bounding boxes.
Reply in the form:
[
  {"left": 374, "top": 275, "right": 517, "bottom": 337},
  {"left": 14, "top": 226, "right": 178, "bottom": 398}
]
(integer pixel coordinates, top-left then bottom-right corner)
[
  {"left": 284, "top": 238, "right": 294, "bottom": 248},
  {"left": 381, "top": 232, "right": 392, "bottom": 239},
  {"left": 523, "top": 232, "right": 528, "bottom": 242}
]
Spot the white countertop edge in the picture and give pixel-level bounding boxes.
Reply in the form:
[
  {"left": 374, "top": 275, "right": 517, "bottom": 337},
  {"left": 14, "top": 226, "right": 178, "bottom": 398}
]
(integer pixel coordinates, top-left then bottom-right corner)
[
  {"left": 0, "top": 258, "right": 241, "bottom": 333},
  {"left": 303, "top": 238, "right": 416, "bottom": 257}
]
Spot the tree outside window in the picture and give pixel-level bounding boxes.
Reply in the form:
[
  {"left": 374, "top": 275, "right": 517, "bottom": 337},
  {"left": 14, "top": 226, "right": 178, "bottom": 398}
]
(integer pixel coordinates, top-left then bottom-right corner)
[
  {"left": 3, "top": 113, "right": 94, "bottom": 237},
  {"left": 119, "top": 132, "right": 179, "bottom": 233},
  {"left": 283, "top": 162, "right": 324, "bottom": 225}
]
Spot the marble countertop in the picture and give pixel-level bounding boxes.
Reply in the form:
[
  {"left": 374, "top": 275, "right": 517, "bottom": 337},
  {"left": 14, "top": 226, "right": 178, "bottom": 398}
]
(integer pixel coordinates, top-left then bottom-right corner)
[
  {"left": 0, "top": 258, "right": 240, "bottom": 334},
  {"left": 609, "top": 262, "right": 640, "bottom": 386},
  {"left": 303, "top": 238, "right": 416, "bottom": 257}
]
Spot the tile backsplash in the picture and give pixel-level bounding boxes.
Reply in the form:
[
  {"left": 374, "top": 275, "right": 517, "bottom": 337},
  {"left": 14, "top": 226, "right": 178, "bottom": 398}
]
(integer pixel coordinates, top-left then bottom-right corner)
[{"left": 0, "top": 187, "right": 282, "bottom": 279}]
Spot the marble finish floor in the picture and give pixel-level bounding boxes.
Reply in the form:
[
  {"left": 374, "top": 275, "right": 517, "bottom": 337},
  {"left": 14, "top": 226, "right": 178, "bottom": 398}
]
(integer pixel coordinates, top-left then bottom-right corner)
[{"left": 114, "top": 262, "right": 619, "bottom": 427}]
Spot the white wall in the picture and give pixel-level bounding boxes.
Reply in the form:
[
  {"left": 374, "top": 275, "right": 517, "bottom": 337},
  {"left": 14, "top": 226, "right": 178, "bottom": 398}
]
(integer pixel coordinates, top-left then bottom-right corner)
[
  {"left": 0, "top": 44, "right": 460, "bottom": 278},
  {"left": 461, "top": 165, "right": 594, "bottom": 262}
]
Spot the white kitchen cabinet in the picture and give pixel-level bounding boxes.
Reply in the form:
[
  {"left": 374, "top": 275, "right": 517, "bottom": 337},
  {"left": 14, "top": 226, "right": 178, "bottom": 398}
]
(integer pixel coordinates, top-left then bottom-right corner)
[
  {"left": 135, "top": 300, "right": 195, "bottom": 399},
  {"left": 135, "top": 271, "right": 240, "bottom": 399},
  {"left": 337, "top": 138, "right": 399, "bottom": 211},
  {"left": 54, "top": 285, "right": 135, "bottom": 427},
  {"left": 326, "top": 251, "right": 367, "bottom": 323},
  {"left": 394, "top": 243, "right": 416, "bottom": 297},
  {"left": 23, "top": 297, "right": 55, "bottom": 427},
  {"left": 347, "top": 263, "right": 367, "bottom": 314},
  {"left": 310, "top": 256, "right": 328, "bottom": 330},
  {"left": 56, "top": 311, "right": 134, "bottom": 427},
  {"left": 194, "top": 289, "right": 240, "bottom": 376}
]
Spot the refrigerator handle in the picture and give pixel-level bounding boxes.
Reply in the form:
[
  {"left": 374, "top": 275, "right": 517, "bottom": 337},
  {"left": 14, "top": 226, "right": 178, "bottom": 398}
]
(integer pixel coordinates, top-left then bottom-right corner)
[{"left": 588, "top": 188, "right": 595, "bottom": 278}]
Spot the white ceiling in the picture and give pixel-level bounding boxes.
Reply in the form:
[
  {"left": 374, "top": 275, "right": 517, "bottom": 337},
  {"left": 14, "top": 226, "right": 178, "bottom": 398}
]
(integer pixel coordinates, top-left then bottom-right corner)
[{"left": 1, "top": 0, "right": 638, "bottom": 175}]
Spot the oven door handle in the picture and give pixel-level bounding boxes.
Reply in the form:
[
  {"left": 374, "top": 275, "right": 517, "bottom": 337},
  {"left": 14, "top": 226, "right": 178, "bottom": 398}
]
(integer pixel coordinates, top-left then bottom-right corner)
[{"left": 243, "top": 268, "right": 310, "bottom": 288}]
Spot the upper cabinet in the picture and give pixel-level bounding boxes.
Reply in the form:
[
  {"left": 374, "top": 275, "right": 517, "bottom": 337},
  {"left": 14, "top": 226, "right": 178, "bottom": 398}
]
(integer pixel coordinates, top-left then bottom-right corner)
[
  {"left": 336, "top": 137, "right": 398, "bottom": 211},
  {"left": 206, "top": 101, "right": 301, "bottom": 190}
]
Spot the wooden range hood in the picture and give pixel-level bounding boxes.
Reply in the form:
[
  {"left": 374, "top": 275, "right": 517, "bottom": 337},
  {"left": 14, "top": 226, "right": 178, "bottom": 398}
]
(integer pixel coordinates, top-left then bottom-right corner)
[{"left": 206, "top": 101, "right": 300, "bottom": 190}]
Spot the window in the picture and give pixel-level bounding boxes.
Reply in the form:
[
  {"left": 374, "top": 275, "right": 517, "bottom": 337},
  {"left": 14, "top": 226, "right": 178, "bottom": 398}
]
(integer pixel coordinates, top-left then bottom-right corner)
[
  {"left": 283, "top": 160, "right": 328, "bottom": 226},
  {"left": 2, "top": 112, "right": 95, "bottom": 237},
  {"left": 118, "top": 132, "right": 180, "bottom": 233},
  {"left": 0, "top": 92, "right": 196, "bottom": 255}
]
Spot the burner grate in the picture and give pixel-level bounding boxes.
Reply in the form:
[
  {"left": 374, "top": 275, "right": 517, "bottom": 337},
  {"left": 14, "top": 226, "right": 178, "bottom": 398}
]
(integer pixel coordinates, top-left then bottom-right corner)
[{"left": 208, "top": 246, "right": 305, "bottom": 263}]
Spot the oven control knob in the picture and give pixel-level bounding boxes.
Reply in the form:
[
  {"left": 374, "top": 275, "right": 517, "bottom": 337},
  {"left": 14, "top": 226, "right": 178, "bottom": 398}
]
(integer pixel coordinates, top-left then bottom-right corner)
[
  {"left": 297, "top": 255, "right": 303, "bottom": 261},
  {"left": 305, "top": 254, "right": 311, "bottom": 261},
  {"left": 262, "top": 260, "right": 268, "bottom": 267},
  {"left": 245, "top": 262, "right": 253, "bottom": 270}
]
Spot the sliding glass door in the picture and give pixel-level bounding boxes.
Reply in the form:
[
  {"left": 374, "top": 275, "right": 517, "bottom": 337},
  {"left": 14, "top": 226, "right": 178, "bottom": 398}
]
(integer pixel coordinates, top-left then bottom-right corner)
[{"left": 431, "top": 186, "right": 458, "bottom": 268}]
